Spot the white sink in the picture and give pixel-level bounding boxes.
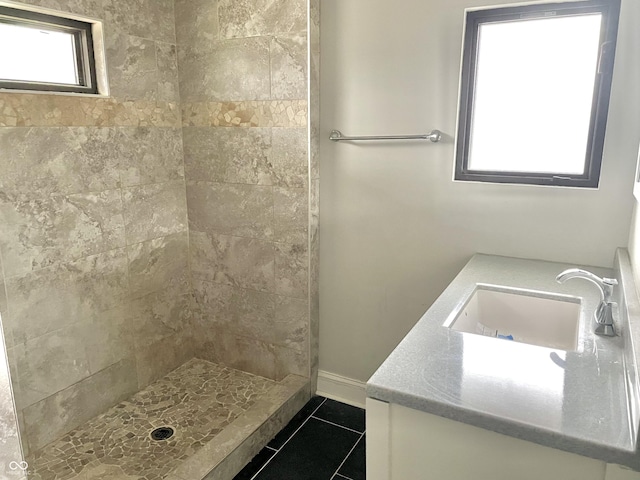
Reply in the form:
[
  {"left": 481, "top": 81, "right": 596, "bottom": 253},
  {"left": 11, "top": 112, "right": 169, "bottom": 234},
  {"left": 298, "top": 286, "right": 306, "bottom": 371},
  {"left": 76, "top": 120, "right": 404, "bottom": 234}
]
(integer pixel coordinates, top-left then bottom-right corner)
[{"left": 445, "top": 286, "right": 581, "bottom": 351}]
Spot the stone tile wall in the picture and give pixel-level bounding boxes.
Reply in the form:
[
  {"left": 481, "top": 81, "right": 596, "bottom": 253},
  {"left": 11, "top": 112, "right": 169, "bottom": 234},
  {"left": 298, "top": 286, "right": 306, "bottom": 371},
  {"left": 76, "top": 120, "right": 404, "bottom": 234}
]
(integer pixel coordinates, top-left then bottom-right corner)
[
  {"left": 0, "top": 0, "right": 191, "bottom": 456},
  {"left": 0, "top": 0, "right": 320, "bottom": 461},
  {"left": 177, "top": 0, "right": 315, "bottom": 382}
]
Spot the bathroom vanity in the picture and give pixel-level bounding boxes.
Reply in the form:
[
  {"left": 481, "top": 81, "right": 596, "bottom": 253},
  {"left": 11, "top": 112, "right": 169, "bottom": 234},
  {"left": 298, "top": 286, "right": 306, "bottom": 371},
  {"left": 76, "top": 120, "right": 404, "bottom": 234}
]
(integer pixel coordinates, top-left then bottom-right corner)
[{"left": 366, "top": 250, "right": 640, "bottom": 480}]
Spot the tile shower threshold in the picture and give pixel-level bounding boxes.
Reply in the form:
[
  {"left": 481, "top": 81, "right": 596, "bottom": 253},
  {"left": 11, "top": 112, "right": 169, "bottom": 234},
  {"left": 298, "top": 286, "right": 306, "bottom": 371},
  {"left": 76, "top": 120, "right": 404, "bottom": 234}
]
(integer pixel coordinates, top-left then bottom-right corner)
[{"left": 27, "top": 359, "right": 310, "bottom": 480}]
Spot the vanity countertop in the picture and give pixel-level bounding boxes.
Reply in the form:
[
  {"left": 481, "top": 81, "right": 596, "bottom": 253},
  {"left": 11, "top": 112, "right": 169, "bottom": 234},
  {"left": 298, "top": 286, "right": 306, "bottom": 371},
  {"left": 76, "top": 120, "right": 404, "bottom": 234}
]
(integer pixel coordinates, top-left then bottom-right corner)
[{"left": 366, "top": 251, "right": 640, "bottom": 468}]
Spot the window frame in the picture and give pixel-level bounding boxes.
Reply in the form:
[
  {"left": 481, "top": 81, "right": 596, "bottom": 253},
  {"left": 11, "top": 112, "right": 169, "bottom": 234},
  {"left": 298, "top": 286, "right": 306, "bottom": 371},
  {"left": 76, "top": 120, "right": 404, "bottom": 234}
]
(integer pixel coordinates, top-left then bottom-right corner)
[
  {"left": 0, "top": 6, "right": 98, "bottom": 94},
  {"left": 454, "top": 0, "right": 621, "bottom": 188}
]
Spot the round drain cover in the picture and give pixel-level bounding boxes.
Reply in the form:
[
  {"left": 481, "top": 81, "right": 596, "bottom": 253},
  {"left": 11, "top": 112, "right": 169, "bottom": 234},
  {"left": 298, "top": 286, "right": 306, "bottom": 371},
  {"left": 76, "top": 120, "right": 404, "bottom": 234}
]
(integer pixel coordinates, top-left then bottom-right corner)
[{"left": 150, "top": 427, "right": 174, "bottom": 441}]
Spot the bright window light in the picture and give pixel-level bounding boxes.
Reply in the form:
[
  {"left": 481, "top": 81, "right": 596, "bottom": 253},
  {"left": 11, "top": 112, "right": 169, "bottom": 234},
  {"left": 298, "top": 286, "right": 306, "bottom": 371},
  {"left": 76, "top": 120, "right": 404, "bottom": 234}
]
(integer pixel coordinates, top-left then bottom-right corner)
[
  {"left": 455, "top": 0, "right": 621, "bottom": 188},
  {"left": 470, "top": 15, "right": 602, "bottom": 175},
  {"left": 0, "top": 6, "right": 98, "bottom": 94},
  {"left": 0, "top": 23, "right": 79, "bottom": 85}
]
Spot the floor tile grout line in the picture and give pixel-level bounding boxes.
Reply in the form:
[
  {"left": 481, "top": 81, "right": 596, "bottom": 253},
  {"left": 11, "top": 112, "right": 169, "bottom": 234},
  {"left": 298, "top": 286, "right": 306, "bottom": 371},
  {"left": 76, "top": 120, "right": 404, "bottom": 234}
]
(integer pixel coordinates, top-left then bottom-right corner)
[
  {"left": 329, "top": 431, "right": 365, "bottom": 480},
  {"left": 265, "top": 446, "right": 278, "bottom": 452},
  {"left": 333, "top": 474, "right": 355, "bottom": 480},
  {"left": 249, "top": 398, "right": 328, "bottom": 480},
  {"left": 310, "top": 415, "right": 364, "bottom": 435}
]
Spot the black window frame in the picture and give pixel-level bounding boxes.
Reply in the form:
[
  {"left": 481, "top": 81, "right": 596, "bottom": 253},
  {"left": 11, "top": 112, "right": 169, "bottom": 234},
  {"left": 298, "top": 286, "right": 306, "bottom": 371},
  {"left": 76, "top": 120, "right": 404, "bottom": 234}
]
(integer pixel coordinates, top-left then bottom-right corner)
[
  {"left": 0, "top": 6, "right": 98, "bottom": 94},
  {"left": 454, "top": 0, "right": 621, "bottom": 188}
]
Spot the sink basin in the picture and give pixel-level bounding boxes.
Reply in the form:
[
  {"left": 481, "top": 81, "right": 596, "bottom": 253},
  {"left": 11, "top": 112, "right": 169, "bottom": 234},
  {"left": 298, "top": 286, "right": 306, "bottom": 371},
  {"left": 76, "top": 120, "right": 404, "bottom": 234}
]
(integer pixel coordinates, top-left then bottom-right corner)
[{"left": 444, "top": 286, "right": 581, "bottom": 351}]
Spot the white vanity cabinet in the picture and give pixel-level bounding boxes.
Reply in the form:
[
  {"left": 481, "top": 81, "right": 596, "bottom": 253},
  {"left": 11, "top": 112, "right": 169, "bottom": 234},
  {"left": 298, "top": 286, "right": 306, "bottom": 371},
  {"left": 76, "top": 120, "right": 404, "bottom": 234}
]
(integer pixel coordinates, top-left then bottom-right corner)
[
  {"left": 365, "top": 251, "right": 640, "bottom": 479},
  {"left": 366, "top": 398, "right": 640, "bottom": 480}
]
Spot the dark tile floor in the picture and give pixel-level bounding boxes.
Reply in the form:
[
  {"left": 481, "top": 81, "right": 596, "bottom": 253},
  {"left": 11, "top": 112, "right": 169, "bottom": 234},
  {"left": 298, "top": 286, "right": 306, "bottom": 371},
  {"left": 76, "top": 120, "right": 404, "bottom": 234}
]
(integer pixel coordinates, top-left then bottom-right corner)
[{"left": 234, "top": 396, "right": 366, "bottom": 480}]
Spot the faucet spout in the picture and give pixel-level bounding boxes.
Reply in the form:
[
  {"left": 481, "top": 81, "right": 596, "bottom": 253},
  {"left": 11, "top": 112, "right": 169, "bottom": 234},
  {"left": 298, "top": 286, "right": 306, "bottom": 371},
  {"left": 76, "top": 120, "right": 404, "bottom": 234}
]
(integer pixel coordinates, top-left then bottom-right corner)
[{"left": 556, "top": 268, "right": 618, "bottom": 337}]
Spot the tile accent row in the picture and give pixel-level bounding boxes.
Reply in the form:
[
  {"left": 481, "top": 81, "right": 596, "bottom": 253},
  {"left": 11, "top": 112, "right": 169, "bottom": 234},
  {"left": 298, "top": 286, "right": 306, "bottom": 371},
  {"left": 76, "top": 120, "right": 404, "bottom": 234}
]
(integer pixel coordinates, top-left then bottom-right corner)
[
  {"left": 0, "top": 94, "right": 181, "bottom": 128},
  {"left": 181, "top": 100, "right": 307, "bottom": 128}
]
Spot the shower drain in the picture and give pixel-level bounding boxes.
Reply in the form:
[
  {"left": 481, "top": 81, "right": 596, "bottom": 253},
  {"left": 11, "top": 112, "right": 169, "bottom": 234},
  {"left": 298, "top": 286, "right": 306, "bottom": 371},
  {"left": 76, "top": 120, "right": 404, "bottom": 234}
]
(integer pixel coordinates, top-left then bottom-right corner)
[{"left": 150, "top": 427, "right": 175, "bottom": 441}]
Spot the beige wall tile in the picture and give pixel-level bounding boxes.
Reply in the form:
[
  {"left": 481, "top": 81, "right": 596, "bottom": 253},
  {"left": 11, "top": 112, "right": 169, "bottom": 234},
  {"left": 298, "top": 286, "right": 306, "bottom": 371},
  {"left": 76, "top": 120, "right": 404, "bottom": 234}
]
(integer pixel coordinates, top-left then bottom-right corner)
[
  {"left": 193, "top": 281, "right": 275, "bottom": 340},
  {"left": 273, "top": 187, "right": 308, "bottom": 244},
  {"left": 4, "top": 249, "right": 129, "bottom": 347},
  {"left": 194, "top": 327, "right": 277, "bottom": 380},
  {"left": 175, "top": 0, "right": 219, "bottom": 48},
  {"left": 178, "top": 38, "right": 270, "bottom": 103},
  {"left": 271, "top": 35, "right": 308, "bottom": 100},
  {"left": 0, "top": 191, "right": 126, "bottom": 278},
  {"left": 21, "top": 358, "right": 137, "bottom": 452},
  {"left": 187, "top": 182, "right": 273, "bottom": 239},
  {"left": 107, "top": 34, "right": 159, "bottom": 101},
  {"left": 275, "top": 345, "right": 309, "bottom": 380},
  {"left": 218, "top": 0, "right": 306, "bottom": 39},
  {"left": 183, "top": 127, "right": 273, "bottom": 185},
  {"left": 274, "top": 242, "right": 308, "bottom": 299},
  {"left": 128, "top": 287, "right": 192, "bottom": 350},
  {"left": 15, "top": 0, "right": 103, "bottom": 17},
  {"left": 181, "top": 100, "right": 307, "bottom": 128},
  {"left": 127, "top": 232, "right": 190, "bottom": 299},
  {"left": 271, "top": 128, "right": 308, "bottom": 187},
  {"left": 123, "top": 181, "right": 187, "bottom": 245},
  {"left": 274, "top": 295, "right": 309, "bottom": 350},
  {"left": 83, "top": 307, "right": 133, "bottom": 375},
  {"left": 103, "top": 0, "right": 175, "bottom": 43},
  {"left": 8, "top": 326, "right": 91, "bottom": 410},
  {"left": 135, "top": 333, "right": 191, "bottom": 389},
  {"left": 117, "top": 128, "right": 184, "bottom": 187},
  {"left": 157, "top": 43, "right": 181, "bottom": 104},
  {"left": 190, "top": 231, "right": 275, "bottom": 291},
  {"left": 0, "top": 128, "right": 120, "bottom": 198}
]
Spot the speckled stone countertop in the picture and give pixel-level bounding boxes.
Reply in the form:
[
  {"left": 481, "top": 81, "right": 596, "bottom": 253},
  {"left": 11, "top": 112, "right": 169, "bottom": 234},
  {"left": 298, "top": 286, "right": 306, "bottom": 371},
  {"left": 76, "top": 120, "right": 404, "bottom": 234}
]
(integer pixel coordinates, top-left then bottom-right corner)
[{"left": 367, "top": 251, "right": 640, "bottom": 469}]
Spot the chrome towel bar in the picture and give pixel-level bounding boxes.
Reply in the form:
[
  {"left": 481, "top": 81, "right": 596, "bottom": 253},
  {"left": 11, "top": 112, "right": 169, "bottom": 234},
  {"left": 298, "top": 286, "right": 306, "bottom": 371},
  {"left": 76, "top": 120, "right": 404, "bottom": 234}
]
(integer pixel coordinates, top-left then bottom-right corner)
[{"left": 329, "top": 129, "right": 442, "bottom": 143}]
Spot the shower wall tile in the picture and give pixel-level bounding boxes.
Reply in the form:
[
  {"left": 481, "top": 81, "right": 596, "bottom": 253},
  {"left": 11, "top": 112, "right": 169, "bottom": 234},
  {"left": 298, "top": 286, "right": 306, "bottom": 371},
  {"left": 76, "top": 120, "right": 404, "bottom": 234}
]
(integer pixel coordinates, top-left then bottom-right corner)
[
  {"left": 16, "top": 0, "right": 102, "bottom": 16},
  {"left": 175, "top": 0, "right": 219, "bottom": 48},
  {"left": 123, "top": 181, "right": 187, "bottom": 245},
  {"left": 274, "top": 242, "right": 308, "bottom": 299},
  {"left": 0, "top": 0, "right": 194, "bottom": 456},
  {"left": 190, "top": 231, "right": 275, "bottom": 292},
  {"left": 103, "top": 0, "right": 175, "bottom": 44},
  {"left": 183, "top": 127, "right": 273, "bottom": 185},
  {"left": 3, "top": 249, "right": 129, "bottom": 347},
  {"left": 187, "top": 182, "right": 274, "bottom": 239},
  {"left": 273, "top": 187, "right": 308, "bottom": 244},
  {"left": 271, "top": 128, "right": 308, "bottom": 188},
  {"left": 135, "top": 332, "right": 191, "bottom": 389},
  {"left": 181, "top": 100, "right": 307, "bottom": 128},
  {"left": 0, "top": 316, "right": 23, "bottom": 477},
  {"left": 0, "top": 93, "right": 181, "bottom": 128},
  {"left": 127, "top": 232, "right": 190, "bottom": 299},
  {"left": 195, "top": 327, "right": 277, "bottom": 380},
  {"left": 274, "top": 295, "right": 309, "bottom": 350},
  {"left": 193, "top": 281, "right": 275, "bottom": 340},
  {"left": 157, "top": 43, "right": 181, "bottom": 104},
  {"left": 0, "top": 127, "right": 120, "bottom": 198},
  {"left": 275, "top": 345, "right": 309, "bottom": 379},
  {"left": 117, "top": 127, "right": 184, "bottom": 187},
  {"left": 178, "top": 38, "right": 271, "bottom": 103},
  {"left": 107, "top": 34, "right": 159, "bottom": 101},
  {"left": 9, "top": 326, "right": 91, "bottom": 411},
  {"left": 83, "top": 307, "right": 133, "bottom": 375},
  {"left": 271, "top": 35, "right": 308, "bottom": 100},
  {"left": 218, "top": 0, "right": 306, "bottom": 39},
  {"left": 21, "top": 357, "right": 138, "bottom": 452},
  {"left": 129, "top": 288, "right": 192, "bottom": 350},
  {"left": 0, "top": 190, "right": 126, "bottom": 278}
]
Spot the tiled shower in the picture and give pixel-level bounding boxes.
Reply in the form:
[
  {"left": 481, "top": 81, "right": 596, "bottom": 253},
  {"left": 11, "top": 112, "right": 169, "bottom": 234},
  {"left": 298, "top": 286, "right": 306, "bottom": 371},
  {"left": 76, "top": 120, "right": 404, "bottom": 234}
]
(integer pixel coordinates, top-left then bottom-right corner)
[{"left": 0, "top": 0, "right": 320, "bottom": 478}]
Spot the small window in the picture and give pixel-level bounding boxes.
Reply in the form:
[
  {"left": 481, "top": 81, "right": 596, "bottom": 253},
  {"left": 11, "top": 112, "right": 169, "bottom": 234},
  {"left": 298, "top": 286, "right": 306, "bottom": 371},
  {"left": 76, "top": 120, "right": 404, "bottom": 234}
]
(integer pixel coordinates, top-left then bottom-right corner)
[
  {"left": 455, "top": 0, "right": 621, "bottom": 188},
  {"left": 0, "top": 6, "right": 98, "bottom": 94}
]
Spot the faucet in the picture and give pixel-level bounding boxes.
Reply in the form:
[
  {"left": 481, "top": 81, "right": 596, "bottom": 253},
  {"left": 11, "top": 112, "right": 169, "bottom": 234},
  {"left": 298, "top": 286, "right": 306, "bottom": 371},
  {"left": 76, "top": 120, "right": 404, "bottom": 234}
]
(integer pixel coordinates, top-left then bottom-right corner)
[{"left": 556, "top": 268, "right": 618, "bottom": 337}]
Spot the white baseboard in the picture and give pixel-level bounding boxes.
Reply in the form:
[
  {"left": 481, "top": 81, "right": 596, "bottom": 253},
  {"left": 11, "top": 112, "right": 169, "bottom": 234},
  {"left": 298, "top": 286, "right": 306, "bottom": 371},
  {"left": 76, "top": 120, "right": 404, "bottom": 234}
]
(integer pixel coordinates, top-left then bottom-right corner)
[{"left": 316, "top": 370, "right": 367, "bottom": 409}]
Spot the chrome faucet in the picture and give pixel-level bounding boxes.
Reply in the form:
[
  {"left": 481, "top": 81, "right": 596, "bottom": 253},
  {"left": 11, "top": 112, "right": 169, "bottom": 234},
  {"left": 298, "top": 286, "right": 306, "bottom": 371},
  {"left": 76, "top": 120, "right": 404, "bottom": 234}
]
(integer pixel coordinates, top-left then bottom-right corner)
[{"left": 556, "top": 269, "right": 618, "bottom": 337}]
